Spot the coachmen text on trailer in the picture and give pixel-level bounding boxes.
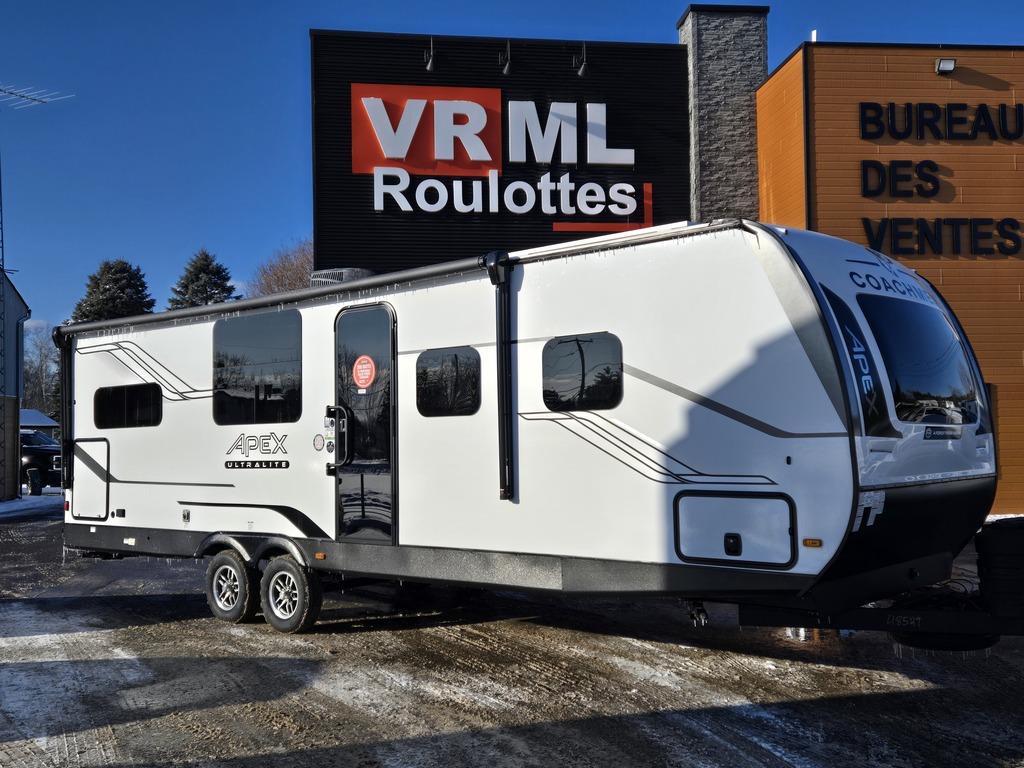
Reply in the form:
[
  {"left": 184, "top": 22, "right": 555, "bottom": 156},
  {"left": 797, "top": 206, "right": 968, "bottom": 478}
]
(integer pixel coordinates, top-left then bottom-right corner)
[{"left": 55, "top": 220, "right": 1020, "bottom": 644}]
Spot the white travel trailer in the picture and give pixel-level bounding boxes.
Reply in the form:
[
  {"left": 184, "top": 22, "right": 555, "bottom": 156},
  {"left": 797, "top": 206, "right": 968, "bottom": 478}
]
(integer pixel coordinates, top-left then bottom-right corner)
[{"left": 56, "top": 220, "right": 999, "bottom": 634}]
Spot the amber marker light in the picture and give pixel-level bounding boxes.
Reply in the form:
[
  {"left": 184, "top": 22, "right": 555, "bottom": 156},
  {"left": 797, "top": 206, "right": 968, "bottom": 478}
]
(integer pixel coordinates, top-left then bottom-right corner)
[
  {"left": 802, "top": 538, "right": 823, "bottom": 548},
  {"left": 314, "top": 552, "right": 326, "bottom": 560}
]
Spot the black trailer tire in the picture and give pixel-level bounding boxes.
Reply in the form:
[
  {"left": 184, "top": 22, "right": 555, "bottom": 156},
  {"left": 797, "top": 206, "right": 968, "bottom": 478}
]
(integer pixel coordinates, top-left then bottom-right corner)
[
  {"left": 206, "top": 550, "right": 259, "bottom": 624},
  {"left": 260, "top": 555, "right": 322, "bottom": 634}
]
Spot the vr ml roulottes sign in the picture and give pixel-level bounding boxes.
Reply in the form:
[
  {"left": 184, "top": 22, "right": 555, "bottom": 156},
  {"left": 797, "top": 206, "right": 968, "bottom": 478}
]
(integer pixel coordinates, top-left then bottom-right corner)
[{"left": 311, "top": 31, "right": 689, "bottom": 273}]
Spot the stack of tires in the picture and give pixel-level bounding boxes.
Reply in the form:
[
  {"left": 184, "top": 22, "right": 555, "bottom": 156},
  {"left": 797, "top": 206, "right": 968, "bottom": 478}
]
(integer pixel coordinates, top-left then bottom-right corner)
[{"left": 976, "top": 518, "right": 1024, "bottom": 617}]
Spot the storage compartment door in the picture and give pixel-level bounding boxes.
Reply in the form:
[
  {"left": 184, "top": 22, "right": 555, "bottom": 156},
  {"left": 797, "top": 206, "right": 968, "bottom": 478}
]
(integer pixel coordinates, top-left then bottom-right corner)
[
  {"left": 675, "top": 492, "right": 796, "bottom": 568},
  {"left": 71, "top": 438, "right": 110, "bottom": 521}
]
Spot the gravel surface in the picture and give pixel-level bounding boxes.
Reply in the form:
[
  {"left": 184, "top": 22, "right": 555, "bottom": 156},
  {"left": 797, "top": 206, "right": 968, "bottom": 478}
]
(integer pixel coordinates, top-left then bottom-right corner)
[{"left": 2, "top": 500, "right": 1024, "bottom": 767}]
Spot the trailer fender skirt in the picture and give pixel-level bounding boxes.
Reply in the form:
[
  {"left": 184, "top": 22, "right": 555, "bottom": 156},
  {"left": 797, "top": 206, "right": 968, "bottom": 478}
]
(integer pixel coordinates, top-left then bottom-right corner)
[{"left": 194, "top": 533, "right": 310, "bottom": 568}]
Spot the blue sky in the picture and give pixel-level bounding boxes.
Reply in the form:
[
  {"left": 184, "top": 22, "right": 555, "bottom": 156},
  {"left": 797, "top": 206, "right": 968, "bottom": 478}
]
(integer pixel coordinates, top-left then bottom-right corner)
[{"left": 2, "top": 0, "right": 1021, "bottom": 328}]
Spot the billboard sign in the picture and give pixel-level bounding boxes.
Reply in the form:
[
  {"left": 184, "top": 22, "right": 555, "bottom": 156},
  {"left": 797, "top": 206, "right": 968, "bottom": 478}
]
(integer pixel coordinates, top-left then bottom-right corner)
[{"left": 312, "top": 31, "right": 689, "bottom": 272}]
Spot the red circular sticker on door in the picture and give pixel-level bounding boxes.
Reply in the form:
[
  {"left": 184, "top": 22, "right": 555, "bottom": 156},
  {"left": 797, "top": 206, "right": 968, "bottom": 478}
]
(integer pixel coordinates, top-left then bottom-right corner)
[{"left": 352, "top": 355, "right": 376, "bottom": 389}]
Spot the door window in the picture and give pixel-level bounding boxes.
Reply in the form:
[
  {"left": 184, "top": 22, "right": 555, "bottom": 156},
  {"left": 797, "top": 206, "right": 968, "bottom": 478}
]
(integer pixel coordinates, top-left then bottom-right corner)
[{"left": 335, "top": 305, "right": 395, "bottom": 543}]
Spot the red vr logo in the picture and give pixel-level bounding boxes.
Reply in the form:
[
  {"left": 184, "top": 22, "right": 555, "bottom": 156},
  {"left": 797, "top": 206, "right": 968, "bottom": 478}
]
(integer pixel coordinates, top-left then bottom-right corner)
[{"left": 350, "top": 83, "right": 652, "bottom": 232}]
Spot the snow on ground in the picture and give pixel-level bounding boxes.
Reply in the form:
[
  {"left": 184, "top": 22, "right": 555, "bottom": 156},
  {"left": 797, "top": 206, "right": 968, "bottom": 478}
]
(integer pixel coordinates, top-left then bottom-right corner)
[
  {"left": 0, "top": 486, "right": 64, "bottom": 519},
  {"left": 3, "top": 490, "right": 1024, "bottom": 765}
]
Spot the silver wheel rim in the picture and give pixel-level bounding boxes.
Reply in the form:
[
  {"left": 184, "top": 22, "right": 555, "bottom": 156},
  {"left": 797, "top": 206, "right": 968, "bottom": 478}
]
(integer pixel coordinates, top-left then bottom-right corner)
[
  {"left": 213, "top": 564, "right": 240, "bottom": 611},
  {"left": 269, "top": 571, "right": 299, "bottom": 619}
]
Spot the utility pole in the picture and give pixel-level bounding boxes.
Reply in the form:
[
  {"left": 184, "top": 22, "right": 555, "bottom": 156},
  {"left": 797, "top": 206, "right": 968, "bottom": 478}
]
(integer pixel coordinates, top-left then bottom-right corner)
[{"left": 0, "top": 83, "right": 72, "bottom": 498}]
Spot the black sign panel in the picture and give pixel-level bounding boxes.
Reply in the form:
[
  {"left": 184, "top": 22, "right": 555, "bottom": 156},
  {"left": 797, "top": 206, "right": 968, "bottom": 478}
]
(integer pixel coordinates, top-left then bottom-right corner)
[{"left": 311, "top": 30, "right": 689, "bottom": 273}]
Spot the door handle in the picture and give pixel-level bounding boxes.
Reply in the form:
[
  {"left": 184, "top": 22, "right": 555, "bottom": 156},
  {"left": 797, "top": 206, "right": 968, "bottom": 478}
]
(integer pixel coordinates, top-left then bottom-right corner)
[{"left": 325, "top": 404, "right": 356, "bottom": 475}]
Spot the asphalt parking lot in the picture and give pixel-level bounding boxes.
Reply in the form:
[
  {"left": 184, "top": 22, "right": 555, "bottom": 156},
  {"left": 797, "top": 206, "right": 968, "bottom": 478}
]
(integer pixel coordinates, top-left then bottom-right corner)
[{"left": 3, "top": 498, "right": 1024, "bottom": 767}]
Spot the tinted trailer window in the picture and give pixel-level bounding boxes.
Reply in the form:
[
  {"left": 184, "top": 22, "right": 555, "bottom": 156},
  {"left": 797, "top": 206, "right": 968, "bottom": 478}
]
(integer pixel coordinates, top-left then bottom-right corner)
[{"left": 857, "top": 295, "right": 979, "bottom": 426}]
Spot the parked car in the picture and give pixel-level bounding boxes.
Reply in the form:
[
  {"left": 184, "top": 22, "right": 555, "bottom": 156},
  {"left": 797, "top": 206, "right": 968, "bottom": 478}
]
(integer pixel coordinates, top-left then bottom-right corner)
[{"left": 20, "top": 429, "right": 61, "bottom": 487}]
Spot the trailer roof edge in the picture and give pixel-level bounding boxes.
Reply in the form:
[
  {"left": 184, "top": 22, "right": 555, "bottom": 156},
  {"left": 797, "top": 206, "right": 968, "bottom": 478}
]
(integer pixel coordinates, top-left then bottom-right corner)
[
  {"left": 53, "top": 255, "right": 484, "bottom": 338},
  {"left": 54, "top": 219, "right": 746, "bottom": 339}
]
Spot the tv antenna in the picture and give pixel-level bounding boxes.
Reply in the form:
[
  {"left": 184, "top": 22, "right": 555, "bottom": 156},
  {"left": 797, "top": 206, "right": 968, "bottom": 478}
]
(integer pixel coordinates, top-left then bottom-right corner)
[
  {"left": 0, "top": 83, "right": 72, "bottom": 499},
  {"left": 0, "top": 83, "right": 72, "bottom": 268},
  {"left": 0, "top": 84, "right": 74, "bottom": 109}
]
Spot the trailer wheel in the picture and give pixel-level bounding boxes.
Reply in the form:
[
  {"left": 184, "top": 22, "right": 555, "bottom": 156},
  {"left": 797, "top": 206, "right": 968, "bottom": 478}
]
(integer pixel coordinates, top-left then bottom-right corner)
[
  {"left": 206, "top": 550, "right": 259, "bottom": 624},
  {"left": 260, "top": 555, "right": 322, "bottom": 634}
]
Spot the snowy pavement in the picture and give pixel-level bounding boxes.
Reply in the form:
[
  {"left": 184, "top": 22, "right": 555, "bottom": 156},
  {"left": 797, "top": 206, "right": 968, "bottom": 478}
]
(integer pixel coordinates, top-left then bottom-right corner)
[
  {"left": 0, "top": 486, "right": 64, "bottom": 520},
  {"left": 4, "top": 495, "right": 1024, "bottom": 766}
]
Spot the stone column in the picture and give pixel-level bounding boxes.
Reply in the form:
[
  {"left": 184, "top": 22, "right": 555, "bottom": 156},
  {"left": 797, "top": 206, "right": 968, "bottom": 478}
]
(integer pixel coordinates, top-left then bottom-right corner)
[{"left": 678, "top": 5, "right": 768, "bottom": 222}]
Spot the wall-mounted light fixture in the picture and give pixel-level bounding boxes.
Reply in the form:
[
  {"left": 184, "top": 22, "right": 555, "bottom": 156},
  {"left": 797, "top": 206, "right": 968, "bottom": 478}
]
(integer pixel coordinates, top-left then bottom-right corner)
[
  {"left": 935, "top": 57, "right": 956, "bottom": 75},
  {"left": 499, "top": 40, "right": 511, "bottom": 75},
  {"left": 573, "top": 42, "right": 588, "bottom": 77},
  {"left": 425, "top": 37, "right": 435, "bottom": 72}
]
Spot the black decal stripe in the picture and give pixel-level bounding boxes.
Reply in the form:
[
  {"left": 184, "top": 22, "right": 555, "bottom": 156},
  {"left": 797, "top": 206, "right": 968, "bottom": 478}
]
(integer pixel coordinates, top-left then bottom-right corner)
[
  {"left": 74, "top": 443, "right": 233, "bottom": 488},
  {"left": 821, "top": 287, "right": 901, "bottom": 439},
  {"left": 74, "top": 442, "right": 108, "bottom": 482},
  {"left": 177, "top": 501, "right": 330, "bottom": 539},
  {"left": 111, "top": 478, "right": 235, "bottom": 487},
  {"left": 78, "top": 341, "right": 212, "bottom": 401},
  {"left": 624, "top": 365, "right": 847, "bottom": 439},
  {"left": 521, "top": 411, "right": 775, "bottom": 486}
]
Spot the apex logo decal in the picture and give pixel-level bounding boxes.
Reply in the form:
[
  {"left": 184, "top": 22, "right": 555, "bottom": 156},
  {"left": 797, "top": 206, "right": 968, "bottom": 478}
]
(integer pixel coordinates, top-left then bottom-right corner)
[
  {"left": 844, "top": 326, "right": 880, "bottom": 418},
  {"left": 226, "top": 433, "right": 289, "bottom": 469},
  {"left": 228, "top": 433, "right": 288, "bottom": 456},
  {"left": 822, "top": 286, "right": 900, "bottom": 439},
  {"left": 350, "top": 83, "right": 652, "bottom": 232}
]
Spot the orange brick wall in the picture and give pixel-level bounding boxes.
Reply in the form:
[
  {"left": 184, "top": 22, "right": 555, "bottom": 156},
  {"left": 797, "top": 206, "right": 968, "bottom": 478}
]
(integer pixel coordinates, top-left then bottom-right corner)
[{"left": 757, "top": 49, "right": 807, "bottom": 228}]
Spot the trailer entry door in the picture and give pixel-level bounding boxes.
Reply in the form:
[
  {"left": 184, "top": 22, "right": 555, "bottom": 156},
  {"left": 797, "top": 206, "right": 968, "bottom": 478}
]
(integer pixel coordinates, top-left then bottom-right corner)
[{"left": 334, "top": 305, "right": 396, "bottom": 544}]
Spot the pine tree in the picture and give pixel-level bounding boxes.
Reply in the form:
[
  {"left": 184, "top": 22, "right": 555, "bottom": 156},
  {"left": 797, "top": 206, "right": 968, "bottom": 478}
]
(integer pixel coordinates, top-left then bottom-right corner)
[
  {"left": 168, "top": 248, "right": 240, "bottom": 309},
  {"left": 71, "top": 260, "right": 156, "bottom": 322}
]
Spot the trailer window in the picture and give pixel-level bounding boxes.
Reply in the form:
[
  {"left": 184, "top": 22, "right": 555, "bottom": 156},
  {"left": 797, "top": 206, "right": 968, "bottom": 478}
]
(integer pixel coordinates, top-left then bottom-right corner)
[
  {"left": 416, "top": 346, "right": 481, "bottom": 417},
  {"left": 213, "top": 309, "right": 302, "bottom": 425},
  {"left": 95, "top": 383, "right": 162, "bottom": 429},
  {"left": 542, "top": 333, "right": 622, "bottom": 411},
  {"left": 857, "top": 295, "right": 979, "bottom": 425}
]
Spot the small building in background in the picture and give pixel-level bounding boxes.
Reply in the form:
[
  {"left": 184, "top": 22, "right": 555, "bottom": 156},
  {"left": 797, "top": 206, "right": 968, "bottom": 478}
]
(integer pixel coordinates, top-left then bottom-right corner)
[
  {"left": 0, "top": 274, "right": 31, "bottom": 500},
  {"left": 20, "top": 408, "right": 58, "bottom": 439}
]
